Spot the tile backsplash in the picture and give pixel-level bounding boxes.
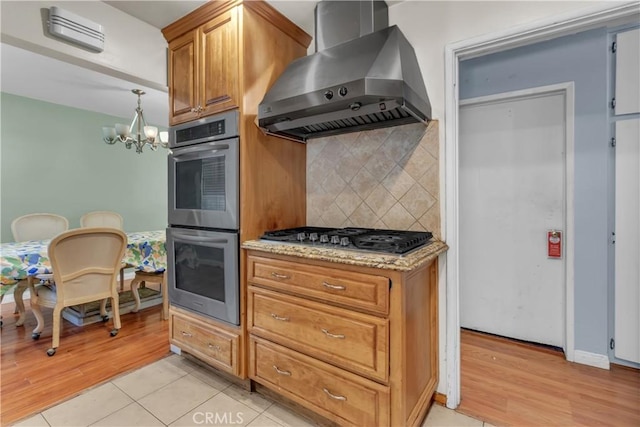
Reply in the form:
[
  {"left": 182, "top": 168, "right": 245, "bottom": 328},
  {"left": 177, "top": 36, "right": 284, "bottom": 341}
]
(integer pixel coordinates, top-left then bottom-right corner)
[{"left": 307, "top": 120, "right": 440, "bottom": 238}]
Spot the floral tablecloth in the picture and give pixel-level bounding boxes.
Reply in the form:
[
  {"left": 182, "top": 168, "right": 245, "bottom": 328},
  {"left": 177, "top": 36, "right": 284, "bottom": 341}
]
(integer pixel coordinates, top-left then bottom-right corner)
[{"left": 0, "top": 230, "right": 166, "bottom": 295}]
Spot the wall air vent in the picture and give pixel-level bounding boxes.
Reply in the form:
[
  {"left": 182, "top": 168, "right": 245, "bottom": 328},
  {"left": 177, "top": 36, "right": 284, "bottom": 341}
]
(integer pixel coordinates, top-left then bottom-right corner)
[{"left": 48, "top": 6, "right": 105, "bottom": 52}]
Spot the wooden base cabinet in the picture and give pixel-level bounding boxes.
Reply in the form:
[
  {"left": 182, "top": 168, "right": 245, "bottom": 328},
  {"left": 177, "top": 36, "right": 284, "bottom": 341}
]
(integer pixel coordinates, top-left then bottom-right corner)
[
  {"left": 246, "top": 251, "right": 440, "bottom": 427},
  {"left": 170, "top": 306, "right": 241, "bottom": 376}
]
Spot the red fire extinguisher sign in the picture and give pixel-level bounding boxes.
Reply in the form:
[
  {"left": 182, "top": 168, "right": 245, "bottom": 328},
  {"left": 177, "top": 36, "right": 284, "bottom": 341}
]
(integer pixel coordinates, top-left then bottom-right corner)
[{"left": 548, "top": 230, "right": 562, "bottom": 259}]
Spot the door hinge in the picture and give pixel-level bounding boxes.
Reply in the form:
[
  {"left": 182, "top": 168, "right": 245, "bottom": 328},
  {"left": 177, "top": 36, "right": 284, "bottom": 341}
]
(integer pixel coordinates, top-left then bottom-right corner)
[
  {"left": 611, "top": 137, "right": 616, "bottom": 147},
  {"left": 611, "top": 232, "right": 616, "bottom": 245},
  {"left": 610, "top": 98, "right": 616, "bottom": 109},
  {"left": 610, "top": 338, "right": 615, "bottom": 350},
  {"left": 611, "top": 41, "right": 617, "bottom": 53}
]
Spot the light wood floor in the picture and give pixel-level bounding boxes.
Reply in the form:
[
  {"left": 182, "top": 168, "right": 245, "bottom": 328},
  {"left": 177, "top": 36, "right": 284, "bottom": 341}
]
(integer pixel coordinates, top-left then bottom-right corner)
[
  {"left": 458, "top": 329, "right": 640, "bottom": 426},
  {"left": 0, "top": 299, "right": 170, "bottom": 425}
]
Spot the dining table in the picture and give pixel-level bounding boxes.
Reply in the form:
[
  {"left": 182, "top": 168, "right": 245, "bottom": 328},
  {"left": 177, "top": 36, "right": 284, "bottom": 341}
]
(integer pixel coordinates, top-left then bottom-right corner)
[{"left": 0, "top": 229, "right": 166, "bottom": 335}]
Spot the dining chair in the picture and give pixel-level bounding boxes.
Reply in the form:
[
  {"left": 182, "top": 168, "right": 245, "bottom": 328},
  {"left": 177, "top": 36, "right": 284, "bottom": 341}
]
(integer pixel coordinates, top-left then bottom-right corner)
[
  {"left": 30, "top": 227, "right": 127, "bottom": 356},
  {"left": 5, "top": 213, "right": 69, "bottom": 326},
  {"left": 80, "top": 211, "right": 126, "bottom": 289},
  {"left": 79, "top": 211, "right": 168, "bottom": 320},
  {"left": 80, "top": 211, "right": 124, "bottom": 229}
]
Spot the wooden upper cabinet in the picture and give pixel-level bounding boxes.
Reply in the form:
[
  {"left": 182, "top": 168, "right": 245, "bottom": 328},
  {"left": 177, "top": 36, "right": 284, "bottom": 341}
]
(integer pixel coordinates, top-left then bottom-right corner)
[
  {"left": 199, "top": 8, "right": 239, "bottom": 118},
  {"left": 167, "top": 7, "right": 239, "bottom": 125},
  {"left": 168, "top": 31, "right": 199, "bottom": 124}
]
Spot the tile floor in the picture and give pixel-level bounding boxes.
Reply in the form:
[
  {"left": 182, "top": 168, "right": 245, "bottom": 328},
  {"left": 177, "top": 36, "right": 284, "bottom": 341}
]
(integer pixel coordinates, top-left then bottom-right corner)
[{"left": 13, "top": 354, "right": 489, "bottom": 427}]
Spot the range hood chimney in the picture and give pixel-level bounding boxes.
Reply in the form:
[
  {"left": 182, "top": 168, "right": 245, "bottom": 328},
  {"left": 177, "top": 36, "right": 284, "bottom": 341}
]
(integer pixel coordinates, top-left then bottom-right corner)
[{"left": 258, "top": 0, "right": 431, "bottom": 143}]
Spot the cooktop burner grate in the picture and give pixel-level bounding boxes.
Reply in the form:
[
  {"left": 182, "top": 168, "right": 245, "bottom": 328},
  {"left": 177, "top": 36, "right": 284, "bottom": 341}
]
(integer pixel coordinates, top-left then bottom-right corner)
[{"left": 260, "top": 227, "right": 432, "bottom": 255}]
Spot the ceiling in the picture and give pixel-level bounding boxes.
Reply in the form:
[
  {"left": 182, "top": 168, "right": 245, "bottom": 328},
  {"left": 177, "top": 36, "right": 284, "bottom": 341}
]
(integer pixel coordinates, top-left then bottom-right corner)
[{"left": 0, "top": 1, "right": 318, "bottom": 128}]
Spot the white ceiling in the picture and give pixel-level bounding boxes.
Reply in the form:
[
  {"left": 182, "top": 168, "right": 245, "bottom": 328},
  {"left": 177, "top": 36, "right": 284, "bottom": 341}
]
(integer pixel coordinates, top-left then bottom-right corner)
[{"left": 0, "top": 1, "right": 318, "bottom": 128}]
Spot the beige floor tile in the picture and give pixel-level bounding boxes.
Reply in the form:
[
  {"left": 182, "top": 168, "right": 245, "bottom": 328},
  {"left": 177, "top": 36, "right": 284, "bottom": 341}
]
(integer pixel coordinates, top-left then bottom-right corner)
[
  {"left": 222, "top": 384, "right": 273, "bottom": 413},
  {"left": 112, "top": 357, "right": 189, "bottom": 400},
  {"left": 11, "top": 413, "right": 49, "bottom": 427},
  {"left": 42, "top": 382, "right": 133, "bottom": 427},
  {"left": 138, "top": 374, "right": 221, "bottom": 425},
  {"left": 246, "top": 413, "right": 284, "bottom": 427},
  {"left": 168, "top": 392, "right": 259, "bottom": 427},
  {"left": 188, "top": 364, "right": 232, "bottom": 392},
  {"left": 164, "top": 354, "right": 200, "bottom": 374},
  {"left": 263, "top": 404, "right": 315, "bottom": 427},
  {"left": 422, "top": 404, "right": 483, "bottom": 427},
  {"left": 90, "top": 402, "right": 164, "bottom": 427}
]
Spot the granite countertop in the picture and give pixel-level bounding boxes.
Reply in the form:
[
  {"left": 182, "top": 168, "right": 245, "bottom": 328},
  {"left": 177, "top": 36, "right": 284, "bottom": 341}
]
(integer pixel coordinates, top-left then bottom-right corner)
[{"left": 242, "top": 239, "right": 448, "bottom": 272}]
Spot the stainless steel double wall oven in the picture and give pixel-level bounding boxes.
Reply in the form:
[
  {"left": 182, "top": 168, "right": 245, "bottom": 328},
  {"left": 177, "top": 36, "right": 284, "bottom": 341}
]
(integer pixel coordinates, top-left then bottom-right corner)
[{"left": 167, "top": 110, "right": 240, "bottom": 325}]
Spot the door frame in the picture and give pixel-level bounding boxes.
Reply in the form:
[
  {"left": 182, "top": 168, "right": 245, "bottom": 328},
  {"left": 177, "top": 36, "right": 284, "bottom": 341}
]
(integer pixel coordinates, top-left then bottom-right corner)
[
  {"left": 443, "top": 1, "right": 640, "bottom": 409},
  {"left": 459, "top": 82, "right": 576, "bottom": 355}
]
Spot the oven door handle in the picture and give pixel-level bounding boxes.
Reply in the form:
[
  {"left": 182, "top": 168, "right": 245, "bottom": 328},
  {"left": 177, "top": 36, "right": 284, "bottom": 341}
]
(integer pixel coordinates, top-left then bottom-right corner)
[
  {"left": 172, "top": 234, "right": 230, "bottom": 244},
  {"left": 171, "top": 143, "right": 230, "bottom": 160}
]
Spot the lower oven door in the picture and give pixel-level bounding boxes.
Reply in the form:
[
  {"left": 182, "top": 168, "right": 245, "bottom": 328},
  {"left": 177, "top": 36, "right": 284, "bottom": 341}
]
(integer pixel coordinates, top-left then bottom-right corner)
[{"left": 167, "top": 227, "right": 239, "bottom": 325}]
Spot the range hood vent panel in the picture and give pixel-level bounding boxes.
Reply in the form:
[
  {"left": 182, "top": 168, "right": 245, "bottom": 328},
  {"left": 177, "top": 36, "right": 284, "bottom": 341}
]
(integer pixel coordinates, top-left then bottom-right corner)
[{"left": 258, "top": 1, "right": 431, "bottom": 143}]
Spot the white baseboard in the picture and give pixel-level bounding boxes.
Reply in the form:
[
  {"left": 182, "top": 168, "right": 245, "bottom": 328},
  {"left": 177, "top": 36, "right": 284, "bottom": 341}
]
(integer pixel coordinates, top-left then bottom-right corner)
[
  {"left": 170, "top": 344, "right": 182, "bottom": 355},
  {"left": 574, "top": 350, "right": 610, "bottom": 370},
  {"left": 1, "top": 271, "right": 136, "bottom": 304}
]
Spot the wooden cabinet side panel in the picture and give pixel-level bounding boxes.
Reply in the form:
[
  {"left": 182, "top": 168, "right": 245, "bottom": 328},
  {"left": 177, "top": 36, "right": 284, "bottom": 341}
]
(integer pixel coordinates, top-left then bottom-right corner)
[
  {"left": 168, "top": 31, "right": 198, "bottom": 125},
  {"left": 404, "top": 260, "right": 439, "bottom": 426},
  {"left": 200, "top": 8, "right": 240, "bottom": 115},
  {"left": 239, "top": 6, "right": 307, "bottom": 243}
]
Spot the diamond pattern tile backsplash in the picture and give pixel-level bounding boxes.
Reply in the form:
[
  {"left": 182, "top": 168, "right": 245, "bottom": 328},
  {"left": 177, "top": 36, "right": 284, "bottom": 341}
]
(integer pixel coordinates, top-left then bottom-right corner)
[{"left": 307, "top": 120, "right": 440, "bottom": 238}]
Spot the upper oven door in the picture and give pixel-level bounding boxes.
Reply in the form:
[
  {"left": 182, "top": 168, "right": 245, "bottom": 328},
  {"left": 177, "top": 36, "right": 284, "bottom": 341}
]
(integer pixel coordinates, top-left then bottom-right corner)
[{"left": 168, "top": 138, "right": 239, "bottom": 230}]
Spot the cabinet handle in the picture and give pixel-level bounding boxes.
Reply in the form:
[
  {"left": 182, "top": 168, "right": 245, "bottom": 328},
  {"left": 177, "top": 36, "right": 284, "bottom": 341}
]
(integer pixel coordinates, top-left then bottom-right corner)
[
  {"left": 273, "top": 365, "right": 292, "bottom": 376},
  {"left": 271, "top": 313, "right": 290, "bottom": 322},
  {"left": 321, "top": 328, "right": 345, "bottom": 339},
  {"left": 208, "top": 343, "right": 221, "bottom": 351},
  {"left": 323, "top": 388, "right": 347, "bottom": 401},
  {"left": 190, "top": 107, "right": 198, "bottom": 113},
  {"left": 271, "top": 272, "right": 290, "bottom": 280},
  {"left": 322, "top": 281, "right": 346, "bottom": 290},
  {"left": 181, "top": 331, "right": 193, "bottom": 338}
]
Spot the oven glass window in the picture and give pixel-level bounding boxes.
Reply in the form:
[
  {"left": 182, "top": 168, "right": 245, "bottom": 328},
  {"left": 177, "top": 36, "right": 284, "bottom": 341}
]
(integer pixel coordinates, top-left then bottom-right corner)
[
  {"left": 176, "top": 157, "right": 226, "bottom": 211},
  {"left": 174, "top": 241, "right": 226, "bottom": 302}
]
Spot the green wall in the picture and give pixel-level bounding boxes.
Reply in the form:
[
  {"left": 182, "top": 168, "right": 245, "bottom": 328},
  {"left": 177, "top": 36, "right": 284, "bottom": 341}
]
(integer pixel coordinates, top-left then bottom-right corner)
[{"left": 0, "top": 93, "right": 168, "bottom": 242}]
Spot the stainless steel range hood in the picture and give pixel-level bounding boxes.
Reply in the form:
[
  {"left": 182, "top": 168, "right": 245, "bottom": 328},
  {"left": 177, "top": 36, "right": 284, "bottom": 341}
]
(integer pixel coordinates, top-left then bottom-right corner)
[{"left": 258, "top": 0, "right": 431, "bottom": 143}]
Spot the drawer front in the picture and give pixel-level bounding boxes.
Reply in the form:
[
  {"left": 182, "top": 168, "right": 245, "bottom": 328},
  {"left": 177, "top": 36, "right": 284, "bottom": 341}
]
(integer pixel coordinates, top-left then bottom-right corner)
[
  {"left": 250, "top": 337, "right": 390, "bottom": 427},
  {"left": 248, "top": 287, "right": 388, "bottom": 382},
  {"left": 247, "top": 255, "right": 389, "bottom": 315},
  {"left": 171, "top": 315, "right": 238, "bottom": 374}
]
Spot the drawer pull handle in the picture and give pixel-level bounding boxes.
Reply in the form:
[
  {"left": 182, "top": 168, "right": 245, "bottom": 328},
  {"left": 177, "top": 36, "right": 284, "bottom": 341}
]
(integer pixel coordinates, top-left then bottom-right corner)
[
  {"left": 271, "top": 313, "right": 290, "bottom": 322},
  {"left": 273, "top": 365, "right": 292, "bottom": 376},
  {"left": 271, "top": 272, "right": 290, "bottom": 280},
  {"left": 323, "top": 388, "right": 347, "bottom": 401},
  {"left": 322, "top": 282, "right": 346, "bottom": 290},
  {"left": 181, "top": 331, "right": 193, "bottom": 338},
  {"left": 321, "top": 328, "right": 345, "bottom": 339},
  {"left": 208, "top": 344, "right": 221, "bottom": 351}
]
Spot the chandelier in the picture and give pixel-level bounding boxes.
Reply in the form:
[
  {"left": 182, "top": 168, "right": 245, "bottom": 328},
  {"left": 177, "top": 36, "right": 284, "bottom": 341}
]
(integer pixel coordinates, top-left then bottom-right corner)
[{"left": 102, "top": 89, "right": 168, "bottom": 154}]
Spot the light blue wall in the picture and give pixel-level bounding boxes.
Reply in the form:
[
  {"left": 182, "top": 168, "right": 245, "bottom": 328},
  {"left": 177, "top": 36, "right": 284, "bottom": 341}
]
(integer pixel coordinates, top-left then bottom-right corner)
[
  {"left": 459, "top": 28, "right": 609, "bottom": 355},
  {"left": 0, "top": 93, "right": 168, "bottom": 242}
]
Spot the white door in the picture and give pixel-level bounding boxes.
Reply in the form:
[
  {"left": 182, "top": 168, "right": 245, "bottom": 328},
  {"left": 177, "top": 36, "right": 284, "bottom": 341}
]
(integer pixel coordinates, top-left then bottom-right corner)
[
  {"left": 459, "top": 89, "right": 567, "bottom": 348},
  {"left": 614, "top": 118, "right": 640, "bottom": 364}
]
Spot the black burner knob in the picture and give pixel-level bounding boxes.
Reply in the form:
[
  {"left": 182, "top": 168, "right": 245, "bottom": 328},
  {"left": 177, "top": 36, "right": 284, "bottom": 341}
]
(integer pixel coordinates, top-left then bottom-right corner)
[{"left": 324, "top": 90, "right": 334, "bottom": 100}]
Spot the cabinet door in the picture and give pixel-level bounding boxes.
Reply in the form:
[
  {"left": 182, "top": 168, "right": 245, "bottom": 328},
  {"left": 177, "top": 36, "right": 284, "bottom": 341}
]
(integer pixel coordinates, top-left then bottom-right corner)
[
  {"left": 615, "top": 29, "right": 640, "bottom": 115},
  {"left": 199, "top": 7, "right": 240, "bottom": 116},
  {"left": 168, "top": 30, "right": 199, "bottom": 125}
]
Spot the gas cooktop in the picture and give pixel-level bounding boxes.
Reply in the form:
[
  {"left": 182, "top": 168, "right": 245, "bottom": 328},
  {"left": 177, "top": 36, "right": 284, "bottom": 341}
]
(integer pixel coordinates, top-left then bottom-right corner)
[{"left": 260, "top": 227, "right": 433, "bottom": 255}]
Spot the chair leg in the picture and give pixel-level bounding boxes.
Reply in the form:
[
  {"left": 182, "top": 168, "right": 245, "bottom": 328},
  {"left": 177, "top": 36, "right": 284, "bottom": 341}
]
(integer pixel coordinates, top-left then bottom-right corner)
[
  {"left": 13, "top": 279, "right": 30, "bottom": 327},
  {"left": 110, "top": 294, "right": 120, "bottom": 336},
  {"left": 47, "top": 306, "right": 63, "bottom": 356},
  {"left": 99, "top": 299, "right": 109, "bottom": 322},
  {"left": 29, "top": 287, "right": 45, "bottom": 339},
  {"left": 130, "top": 276, "right": 143, "bottom": 313}
]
